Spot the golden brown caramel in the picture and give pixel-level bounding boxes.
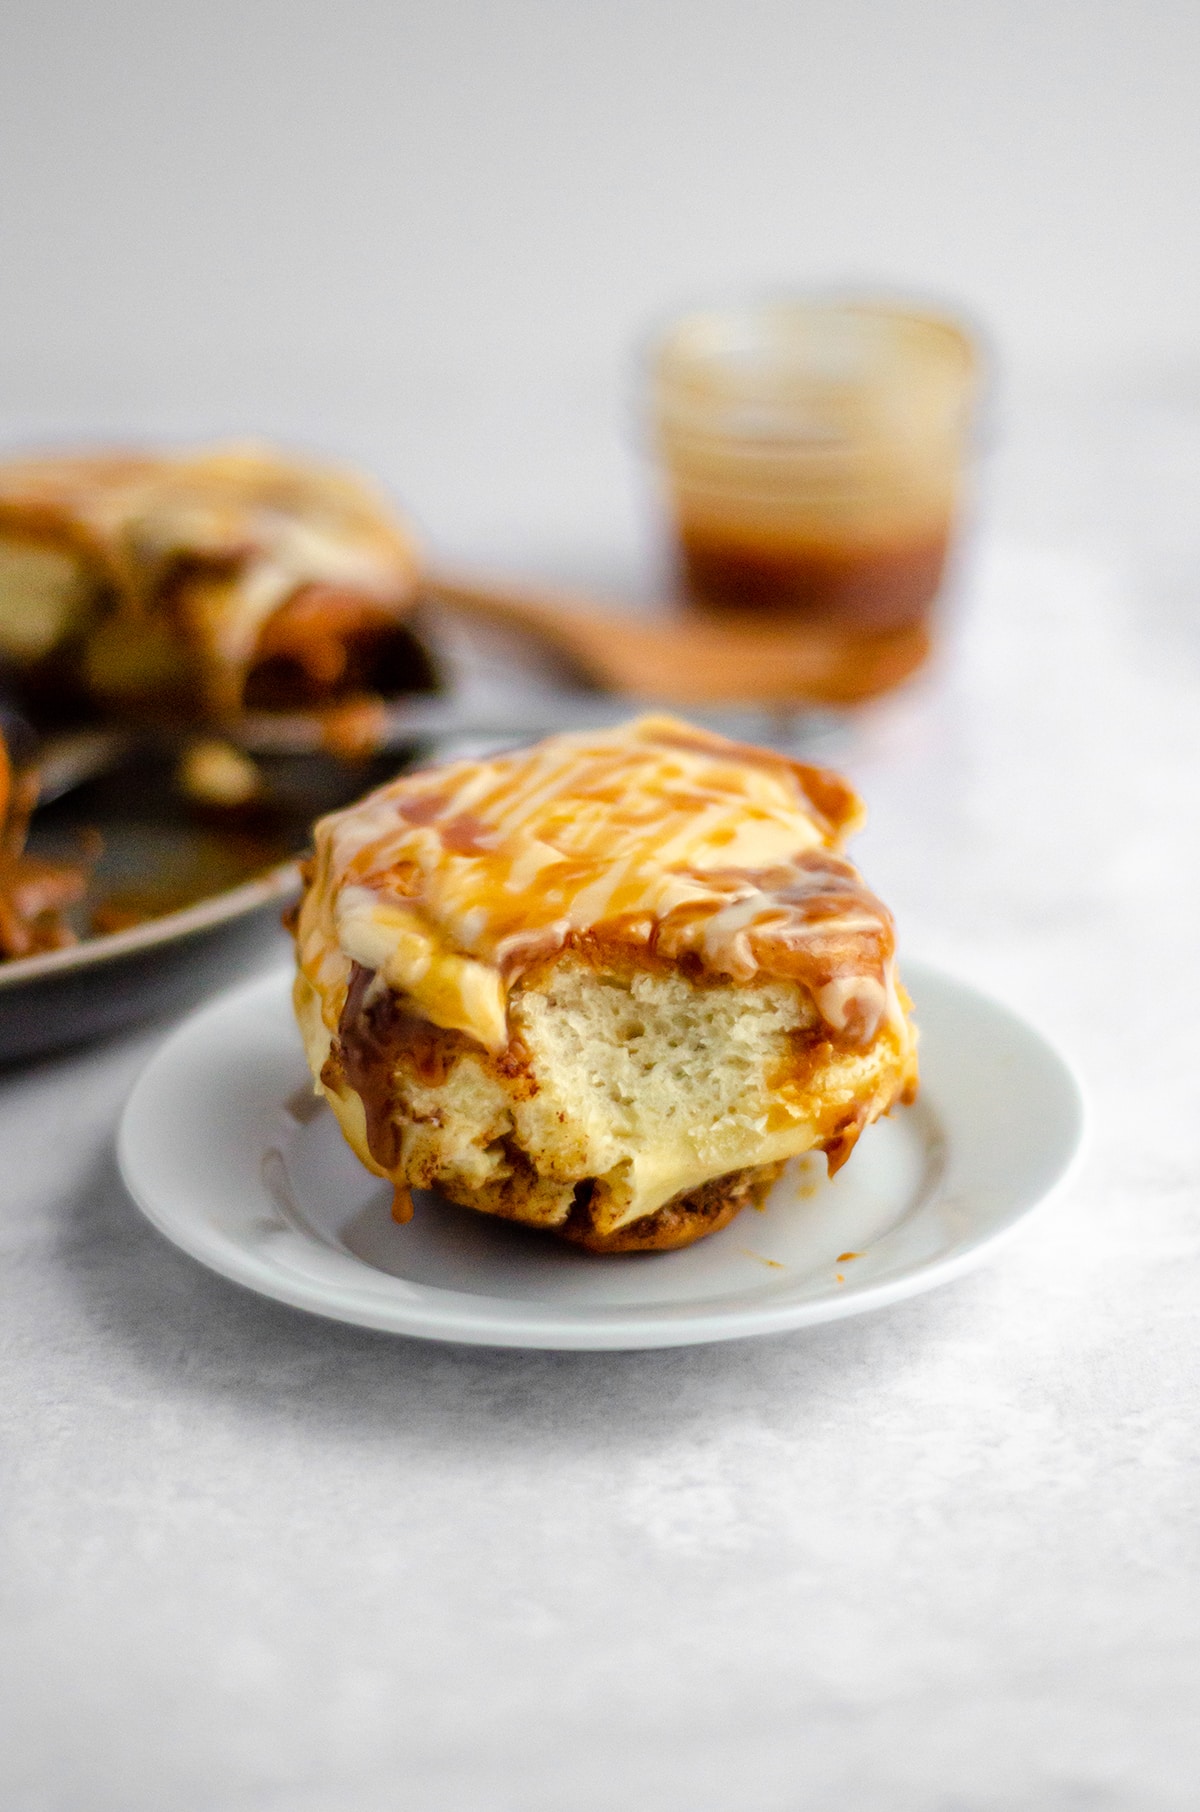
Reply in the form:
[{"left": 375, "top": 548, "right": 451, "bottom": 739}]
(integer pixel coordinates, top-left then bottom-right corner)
[
  {"left": 676, "top": 519, "right": 951, "bottom": 631},
  {"left": 297, "top": 716, "right": 902, "bottom": 1055},
  {"left": 0, "top": 731, "right": 88, "bottom": 958}
]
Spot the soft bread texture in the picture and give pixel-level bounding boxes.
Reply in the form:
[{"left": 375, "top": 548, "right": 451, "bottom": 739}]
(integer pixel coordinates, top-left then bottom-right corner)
[
  {"left": 303, "top": 953, "right": 915, "bottom": 1249},
  {"left": 293, "top": 716, "right": 918, "bottom": 1253}
]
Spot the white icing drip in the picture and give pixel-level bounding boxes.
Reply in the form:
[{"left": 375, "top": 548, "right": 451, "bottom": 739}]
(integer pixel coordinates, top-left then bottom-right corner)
[
  {"left": 814, "top": 974, "right": 888, "bottom": 1039},
  {"left": 312, "top": 717, "right": 891, "bottom": 1051}
]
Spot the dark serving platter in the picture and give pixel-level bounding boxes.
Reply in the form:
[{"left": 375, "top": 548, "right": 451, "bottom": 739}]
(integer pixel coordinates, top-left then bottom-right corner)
[{"left": 0, "top": 743, "right": 412, "bottom": 1064}]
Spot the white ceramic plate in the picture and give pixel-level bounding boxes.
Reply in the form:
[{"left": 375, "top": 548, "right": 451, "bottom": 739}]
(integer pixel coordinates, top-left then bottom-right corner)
[{"left": 117, "top": 961, "right": 1086, "bottom": 1350}]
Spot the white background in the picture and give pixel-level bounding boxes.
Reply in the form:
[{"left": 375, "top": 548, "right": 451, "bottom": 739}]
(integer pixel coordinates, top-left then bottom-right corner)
[
  {"left": 2, "top": 5, "right": 1200, "bottom": 1810},
  {"left": 3, "top": 0, "right": 1200, "bottom": 572},
  {"left": 5, "top": 0, "right": 1200, "bottom": 380}
]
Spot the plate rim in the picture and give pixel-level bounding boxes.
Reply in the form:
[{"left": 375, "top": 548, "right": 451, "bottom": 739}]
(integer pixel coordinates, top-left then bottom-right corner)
[
  {"left": 116, "top": 958, "right": 1089, "bottom": 1350},
  {"left": 0, "top": 859, "right": 300, "bottom": 989}
]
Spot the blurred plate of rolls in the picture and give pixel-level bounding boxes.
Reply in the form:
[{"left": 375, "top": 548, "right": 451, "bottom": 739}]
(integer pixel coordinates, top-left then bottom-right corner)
[{"left": 0, "top": 437, "right": 929, "bottom": 1060}]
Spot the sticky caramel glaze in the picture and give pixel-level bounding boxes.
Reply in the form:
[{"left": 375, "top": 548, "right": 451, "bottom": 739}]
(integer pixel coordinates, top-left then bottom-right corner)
[
  {"left": 297, "top": 715, "right": 903, "bottom": 1059},
  {"left": 324, "top": 960, "right": 537, "bottom": 1175},
  {"left": 244, "top": 585, "right": 438, "bottom": 712},
  {"left": 678, "top": 521, "right": 950, "bottom": 632},
  {"left": 0, "top": 733, "right": 88, "bottom": 958}
]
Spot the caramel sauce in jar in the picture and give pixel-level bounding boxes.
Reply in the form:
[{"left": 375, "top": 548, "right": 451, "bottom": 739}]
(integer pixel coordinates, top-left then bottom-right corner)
[
  {"left": 651, "top": 301, "right": 976, "bottom": 639},
  {"left": 676, "top": 520, "right": 951, "bottom": 631}
]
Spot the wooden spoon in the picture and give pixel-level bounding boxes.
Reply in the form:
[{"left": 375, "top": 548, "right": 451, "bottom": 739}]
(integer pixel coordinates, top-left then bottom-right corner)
[{"left": 424, "top": 570, "right": 930, "bottom": 706}]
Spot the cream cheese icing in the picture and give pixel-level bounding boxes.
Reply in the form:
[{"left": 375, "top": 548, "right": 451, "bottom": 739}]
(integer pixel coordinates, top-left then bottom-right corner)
[{"left": 298, "top": 715, "right": 901, "bottom": 1054}]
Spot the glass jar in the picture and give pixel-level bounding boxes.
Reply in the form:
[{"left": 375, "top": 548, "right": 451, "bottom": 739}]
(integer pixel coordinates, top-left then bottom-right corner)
[{"left": 650, "top": 299, "right": 978, "bottom": 635}]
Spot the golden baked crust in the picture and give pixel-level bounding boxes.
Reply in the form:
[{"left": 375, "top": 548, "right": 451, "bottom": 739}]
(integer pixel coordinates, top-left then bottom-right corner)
[
  {"left": 292, "top": 716, "right": 919, "bottom": 1252},
  {"left": 0, "top": 442, "right": 425, "bottom": 719},
  {"left": 558, "top": 1161, "right": 787, "bottom": 1253}
]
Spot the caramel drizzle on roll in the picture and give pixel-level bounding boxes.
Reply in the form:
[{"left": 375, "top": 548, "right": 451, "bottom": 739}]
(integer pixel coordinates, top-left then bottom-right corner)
[{"left": 307, "top": 715, "right": 899, "bottom": 1052}]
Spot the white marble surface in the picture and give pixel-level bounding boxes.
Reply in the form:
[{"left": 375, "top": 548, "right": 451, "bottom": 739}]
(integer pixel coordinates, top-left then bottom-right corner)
[{"left": 2, "top": 383, "right": 1199, "bottom": 1811}]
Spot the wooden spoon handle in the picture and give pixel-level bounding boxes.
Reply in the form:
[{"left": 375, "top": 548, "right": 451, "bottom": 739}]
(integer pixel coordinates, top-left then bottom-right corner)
[{"left": 424, "top": 570, "right": 930, "bottom": 706}]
